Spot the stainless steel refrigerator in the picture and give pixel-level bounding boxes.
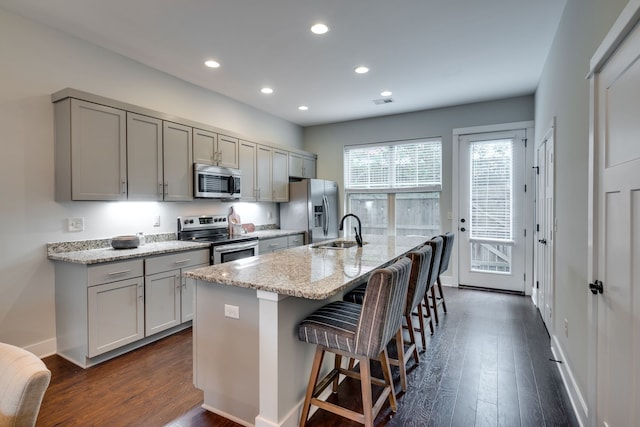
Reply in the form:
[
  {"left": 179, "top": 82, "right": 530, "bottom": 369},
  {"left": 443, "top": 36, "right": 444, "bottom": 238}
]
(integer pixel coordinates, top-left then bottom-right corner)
[{"left": 280, "top": 179, "right": 339, "bottom": 244}]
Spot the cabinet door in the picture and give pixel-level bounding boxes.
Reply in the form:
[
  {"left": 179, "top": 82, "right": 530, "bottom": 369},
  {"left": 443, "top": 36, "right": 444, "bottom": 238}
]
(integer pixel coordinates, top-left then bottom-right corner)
[
  {"left": 288, "top": 233, "right": 305, "bottom": 247},
  {"left": 272, "top": 149, "right": 289, "bottom": 202},
  {"left": 256, "top": 144, "right": 273, "bottom": 201},
  {"left": 239, "top": 140, "right": 257, "bottom": 201},
  {"left": 217, "top": 135, "right": 239, "bottom": 168},
  {"left": 288, "top": 153, "right": 304, "bottom": 178},
  {"left": 145, "top": 269, "right": 181, "bottom": 336},
  {"left": 181, "top": 263, "right": 208, "bottom": 323},
  {"left": 70, "top": 99, "right": 127, "bottom": 200},
  {"left": 88, "top": 277, "right": 144, "bottom": 357},
  {"left": 259, "top": 236, "right": 288, "bottom": 254},
  {"left": 163, "top": 122, "right": 193, "bottom": 201},
  {"left": 193, "top": 128, "right": 217, "bottom": 165},
  {"left": 303, "top": 156, "right": 316, "bottom": 178},
  {"left": 127, "top": 113, "right": 163, "bottom": 200}
]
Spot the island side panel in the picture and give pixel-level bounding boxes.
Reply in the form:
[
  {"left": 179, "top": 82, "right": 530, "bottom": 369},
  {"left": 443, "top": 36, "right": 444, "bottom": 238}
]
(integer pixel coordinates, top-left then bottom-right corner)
[{"left": 194, "top": 279, "right": 259, "bottom": 425}]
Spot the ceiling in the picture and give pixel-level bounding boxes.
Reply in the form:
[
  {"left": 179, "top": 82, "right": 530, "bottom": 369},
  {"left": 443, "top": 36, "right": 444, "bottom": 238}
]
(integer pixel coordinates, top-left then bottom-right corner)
[{"left": 0, "top": 0, "right": 566, "bottom": 127}]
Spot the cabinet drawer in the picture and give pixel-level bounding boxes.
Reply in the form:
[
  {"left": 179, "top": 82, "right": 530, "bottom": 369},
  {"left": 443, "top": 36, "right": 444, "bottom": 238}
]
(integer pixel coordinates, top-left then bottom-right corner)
[
  {"left": 88, "top": 259, "right": 144, "bottom": 286},
  {"left": 145, "top": 249, "right": 210, "bottom": 275},
  {"left": 288, "top": 234, "right": 304, "bottom": 247},
  {"left": 259, "top": 236, "right": 288, "bottom": 253}
]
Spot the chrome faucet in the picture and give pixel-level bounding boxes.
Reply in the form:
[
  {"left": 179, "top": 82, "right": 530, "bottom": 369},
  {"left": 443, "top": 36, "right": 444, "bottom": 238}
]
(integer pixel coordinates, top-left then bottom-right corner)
[{"left": 339, "top": 214, "right": 363, "bottom": 247}]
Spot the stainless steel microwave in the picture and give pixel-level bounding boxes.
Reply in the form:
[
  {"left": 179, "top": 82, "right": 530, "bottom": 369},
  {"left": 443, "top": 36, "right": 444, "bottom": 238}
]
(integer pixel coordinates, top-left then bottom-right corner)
[{"left": 194, "top": 164, "right": 241, "bottom": 199}]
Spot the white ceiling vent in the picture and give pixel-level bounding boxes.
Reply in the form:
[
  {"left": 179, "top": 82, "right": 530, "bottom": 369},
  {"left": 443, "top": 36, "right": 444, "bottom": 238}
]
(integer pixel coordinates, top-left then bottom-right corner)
[{"left": 372, "top": 98, "right": 394, "bottom": 105}]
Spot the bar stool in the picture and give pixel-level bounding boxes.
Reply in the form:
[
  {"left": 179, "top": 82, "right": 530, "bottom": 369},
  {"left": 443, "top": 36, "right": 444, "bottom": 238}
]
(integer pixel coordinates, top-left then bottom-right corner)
[
  {"left": 423, "top": 236, "right": 443, "bottom": 325},
  {"left": 297, "top": 257, "right": 412, "bottom": 427},
  {"left": 433, "top": 232, "right": 454, "bottom": 318}
]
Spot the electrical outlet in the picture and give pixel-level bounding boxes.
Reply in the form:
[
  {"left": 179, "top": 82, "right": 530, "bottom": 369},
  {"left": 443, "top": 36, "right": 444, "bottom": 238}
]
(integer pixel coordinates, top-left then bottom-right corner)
[
  {"left": 153, "top": 215, "right": 161, "bottom": 227},
  {"left": 224, "top": 304, "right": 239, "bottom": 319},
  {"left": 564, "top": 318, "right": 569, "bottom": 337},
  {"left": 67, "top": 217, "right": 84, "bottom": 232}
]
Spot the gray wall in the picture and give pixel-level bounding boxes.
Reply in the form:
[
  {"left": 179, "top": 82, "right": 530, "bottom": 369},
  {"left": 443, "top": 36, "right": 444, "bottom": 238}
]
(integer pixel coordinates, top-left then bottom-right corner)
[
  {"left": 303, "top": 95, "right": 535, "bottom": 227},
  {"left": 0, "top": 7, "right": 302, "bottom": 353},
  {"left": 534, "top": 0, "right": 627, "bottom": 417}
]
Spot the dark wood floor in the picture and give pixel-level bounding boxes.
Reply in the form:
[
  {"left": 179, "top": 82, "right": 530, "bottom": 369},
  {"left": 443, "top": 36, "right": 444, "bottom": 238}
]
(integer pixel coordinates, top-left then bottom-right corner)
[{"left": 37, "top": 288, "right": 578, "bottom": 427}]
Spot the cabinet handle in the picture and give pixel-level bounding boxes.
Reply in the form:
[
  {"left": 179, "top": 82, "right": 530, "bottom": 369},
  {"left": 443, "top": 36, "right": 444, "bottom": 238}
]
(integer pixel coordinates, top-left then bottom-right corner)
[
  {"left": 164, "top": 182, "right": 168, "bottom": 196},
  {"left": 158, "top": 183, "right": 163, "bottom": 196},
  {"left": 121, "top": 180, "right": 127, "bottom": 194},
  {"left": 174, "top": 259, "right": 190, "bottom": 265},
  {"left": 138, "top": 284, "right": 143, "bottom": 300},
  {"left": 108, "top": 269, "right": 132, "bottom": 276},
  {"left": 175, "top": 275, "right": 181, "bottom": 289}
]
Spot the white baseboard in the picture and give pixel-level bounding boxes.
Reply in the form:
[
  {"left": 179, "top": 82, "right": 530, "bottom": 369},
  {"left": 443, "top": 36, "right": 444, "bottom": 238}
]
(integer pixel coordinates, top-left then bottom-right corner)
[
  {"left": 24, "top": 337, "right": 57, "bottom": 359},
  {"left": 551, "top": 335, "right": 587, "bottom": 427}
]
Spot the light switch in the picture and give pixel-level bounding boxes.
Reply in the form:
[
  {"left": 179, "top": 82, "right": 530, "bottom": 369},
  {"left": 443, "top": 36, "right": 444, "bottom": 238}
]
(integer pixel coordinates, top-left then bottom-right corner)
[
  {"left": 67, "top": 217, "right": 84, "bottom": 232},
  {"left": 224, "top": 304, "right": 240, "bottom": 319}
]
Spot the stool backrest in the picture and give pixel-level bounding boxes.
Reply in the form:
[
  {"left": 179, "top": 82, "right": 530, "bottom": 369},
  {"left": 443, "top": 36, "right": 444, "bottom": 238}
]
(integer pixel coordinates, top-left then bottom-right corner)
[
  {"left": 425, "top": 236, "right": 444, "bottom": 291},
  {"left": 355, "top": 257, "right": 412, "bottom": 358},
  {"left": 405, "top": 244, "right": 433, "bottom": 316},
  {"left": 439, "top": 232, "right": 455, "bottom": 275}
]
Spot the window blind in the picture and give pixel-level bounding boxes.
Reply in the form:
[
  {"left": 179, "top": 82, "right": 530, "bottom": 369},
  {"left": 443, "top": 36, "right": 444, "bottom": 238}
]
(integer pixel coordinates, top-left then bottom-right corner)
[{"left": 345, "top": 139, "right": 442, "bottom": 191}]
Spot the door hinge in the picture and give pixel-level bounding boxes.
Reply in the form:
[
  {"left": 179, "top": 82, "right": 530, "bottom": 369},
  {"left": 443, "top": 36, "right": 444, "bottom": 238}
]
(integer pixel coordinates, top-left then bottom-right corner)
[
  {"left": 536, "top": 280, "right": 539, "bottom": 289},
  {"left": 524, "top": 273, "right": 526, "bottom": 282},
  {"left": 524, "top": 184, "right": 527, "bottom": 192},
  {"left": 536, "top": 223, "right": 540, "bottom": 232},
  {"left": 523, "top": 138, "right": 528, "bottom": 147},
  {"left": 524, "top": 229, "right": 527, "bottom": 237},
  {"left": 532, "top": 166, "right": 539, "bottom": 174}
]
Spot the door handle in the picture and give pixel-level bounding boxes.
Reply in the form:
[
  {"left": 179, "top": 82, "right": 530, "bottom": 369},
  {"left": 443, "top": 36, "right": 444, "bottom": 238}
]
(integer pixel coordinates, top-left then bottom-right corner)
[
  {"left": 538, "top": 239, "right": 548, "bottom": 245},
  {"left": 460, "top": 227, "right": 466, "bottom": 232},
  {"left": 589, "top": 280, "right": 603, "bottom": 295}
]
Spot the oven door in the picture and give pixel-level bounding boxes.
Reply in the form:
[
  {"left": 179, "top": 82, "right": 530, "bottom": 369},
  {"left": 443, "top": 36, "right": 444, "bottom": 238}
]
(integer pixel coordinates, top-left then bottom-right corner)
[{"left": 213, "top": 240, "right": 259, "bottom": 264}]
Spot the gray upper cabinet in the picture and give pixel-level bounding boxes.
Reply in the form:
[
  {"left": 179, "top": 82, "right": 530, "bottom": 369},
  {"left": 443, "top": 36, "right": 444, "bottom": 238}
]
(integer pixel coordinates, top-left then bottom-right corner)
[
  {"left": 239, "top": 140, "right": 257, "bottom": 202},
  {"left": 256, "top": 144, "right": 273, "bottom": 202},
  {"left": 127, "top": 113, "right": 163, "bottom": 201},
  {"left": 272, "top": 149, "right": 289, "bottom": 202},
  {"left": 193, "top": 130, "right": 239, "bottom": 169},
  {"left": 163, "top": 122, "right": 193, "bottom": 202},
  {"left": 55, "top": 98, "right": 127, "bottom": 201},
  {"left": 289, "top": 152, "right": 316, "bottom": 179}
]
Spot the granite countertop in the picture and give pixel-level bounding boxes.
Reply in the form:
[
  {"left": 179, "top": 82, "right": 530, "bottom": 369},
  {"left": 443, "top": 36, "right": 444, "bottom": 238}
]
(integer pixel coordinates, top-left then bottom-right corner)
[
  {"left": 184, "top": 235, "right": 429, "bottom": 300},
  {"left": 47, "top": 233, "right": 210, "bottom": 265}
]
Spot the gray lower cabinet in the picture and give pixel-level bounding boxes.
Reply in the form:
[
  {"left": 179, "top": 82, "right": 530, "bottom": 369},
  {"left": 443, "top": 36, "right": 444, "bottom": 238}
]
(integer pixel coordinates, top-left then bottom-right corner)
[
  {"left": 259, "top": 233, "right": 305, "bottom": 254},
  {"left": 144, "top": 250, "right": 209, "bottom": 335},
  {"left": 54, "top": 248, "right": 208, "bottom": 368}
]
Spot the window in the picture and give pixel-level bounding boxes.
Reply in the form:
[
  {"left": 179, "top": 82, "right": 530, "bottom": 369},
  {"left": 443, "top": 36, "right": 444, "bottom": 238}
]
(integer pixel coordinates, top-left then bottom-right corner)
[{"left": 344, "top": 139, "right": 442, "bottom": 237}]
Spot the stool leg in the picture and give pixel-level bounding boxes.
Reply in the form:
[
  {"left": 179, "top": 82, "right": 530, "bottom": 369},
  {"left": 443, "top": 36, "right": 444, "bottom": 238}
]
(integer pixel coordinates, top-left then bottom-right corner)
[
  {"left": 359, "top": 355, "right": 375, "bottom": 427},
  {"left": 332, "top": 354, "right": 342, "bottom": 392},
  {"left": 430, "top": 287, "right": 440, "bottom": 325},
  {"left": 405, "top": 314, "right": 420, "bottom": 363},
  {"left": 395, "top": 329, "right": 407, "bottom": 392},
  {"left": 437, "top": 276, "right": 447, "bottom": 313},
  {"left": 299, "top": 346, "right": 325, "bottom": 427},
  {"left": 378, "top": 348, "right": 398, "bottom": 412}
]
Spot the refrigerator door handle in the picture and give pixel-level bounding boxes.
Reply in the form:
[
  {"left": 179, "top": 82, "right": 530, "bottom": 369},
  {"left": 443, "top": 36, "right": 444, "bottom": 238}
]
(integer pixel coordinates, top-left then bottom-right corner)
[{"left": 323, "top": 195, "right": 329, "bottom": 236}]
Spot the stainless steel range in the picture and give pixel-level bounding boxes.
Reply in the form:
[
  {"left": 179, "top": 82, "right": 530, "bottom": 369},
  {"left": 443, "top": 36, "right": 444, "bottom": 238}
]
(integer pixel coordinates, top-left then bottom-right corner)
[{"left": 177, "top": 215, "right": 259, "bottom": 264}]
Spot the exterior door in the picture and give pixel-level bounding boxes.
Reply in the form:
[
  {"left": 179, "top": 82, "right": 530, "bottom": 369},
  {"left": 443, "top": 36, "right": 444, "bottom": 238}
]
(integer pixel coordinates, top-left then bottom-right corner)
[
  {"left": 535, "top": 132, "right": 554, "bottom": 329},
  {"left": 458, "top": 130, "right": 527, "bottom": 293},
  {"left": 591, "top": 11, "right": 640, "bottom": 426}
]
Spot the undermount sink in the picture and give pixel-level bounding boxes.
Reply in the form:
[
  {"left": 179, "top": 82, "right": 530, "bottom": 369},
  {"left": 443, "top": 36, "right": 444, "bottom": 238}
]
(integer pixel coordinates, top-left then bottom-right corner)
[{"left": 312, "top": 240, "right": 366, "bottom": 249}]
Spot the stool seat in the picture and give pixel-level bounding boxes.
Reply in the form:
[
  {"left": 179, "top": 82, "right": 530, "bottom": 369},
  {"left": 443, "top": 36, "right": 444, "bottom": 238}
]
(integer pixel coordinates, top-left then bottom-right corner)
[{"left": 298, "top": 301, "right": 360, "bottom": 352}]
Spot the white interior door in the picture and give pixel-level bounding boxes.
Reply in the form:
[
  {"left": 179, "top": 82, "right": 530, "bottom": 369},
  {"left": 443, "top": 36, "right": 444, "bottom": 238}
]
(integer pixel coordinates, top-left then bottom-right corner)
[
  {"left": 592, "top": 14, "right": 640, "bottom": 426},
  {"left": 535, "top": 132, "right": 554, "bottom": 329},
  {"left": 458, "top": 130, "right": 527, "bottom": 293}
]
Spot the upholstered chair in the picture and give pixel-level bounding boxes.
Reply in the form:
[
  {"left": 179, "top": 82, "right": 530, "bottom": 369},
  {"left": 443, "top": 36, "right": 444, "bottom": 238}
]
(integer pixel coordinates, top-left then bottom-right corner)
[{"left": 0, "top": 343, "right": 51, "bottom": 427}]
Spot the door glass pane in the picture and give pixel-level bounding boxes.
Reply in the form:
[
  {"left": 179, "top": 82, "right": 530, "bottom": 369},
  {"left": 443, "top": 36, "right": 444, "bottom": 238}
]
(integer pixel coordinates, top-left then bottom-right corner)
[
  {"left": 395, "top": 192, "right": 440, "bottom": 237},
  {"left": 469, "top": 138, "right": 513, "bottom": 273},
  {"left": 347, "top": 194, "right": 388, "bottom": 236}
]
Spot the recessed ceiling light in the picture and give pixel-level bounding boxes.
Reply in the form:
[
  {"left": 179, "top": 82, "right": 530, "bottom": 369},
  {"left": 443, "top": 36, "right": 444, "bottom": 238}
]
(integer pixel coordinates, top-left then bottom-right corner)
[
  {"left": 380, "top": 90, "right": 392, "bottom": 97},
  {"left": 298, "top": 105, "right": 309, "bottom": 111},
  {"left": 204, "top": 60, "right": 220, "bottom": 68},
  {"left": 261, "top": 87, "right": 274, "bottom": 94},
  {"left": 310, "top": 23, "right": 329, "bottom": 35},
  {"left": 354, "top": 66, "right": 369, "bottom": 74}
]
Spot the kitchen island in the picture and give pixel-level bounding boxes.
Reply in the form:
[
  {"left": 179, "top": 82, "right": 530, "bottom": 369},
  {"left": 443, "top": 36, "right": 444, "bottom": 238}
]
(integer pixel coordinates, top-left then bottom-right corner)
[{"left": 184, "top": 234, "right": 428, "bottom": 427}]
